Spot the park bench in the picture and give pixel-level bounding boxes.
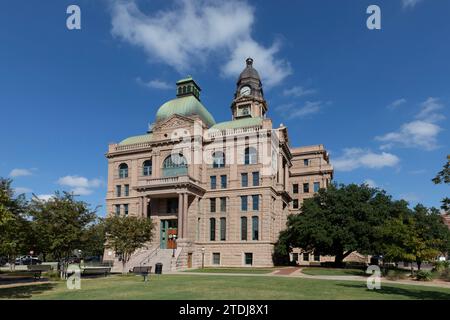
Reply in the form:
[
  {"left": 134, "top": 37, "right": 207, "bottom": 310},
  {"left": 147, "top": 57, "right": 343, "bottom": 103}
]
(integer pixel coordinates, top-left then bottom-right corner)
[
  {"left": 81, "top": 267, "right": 111, "bottom": 277},
  {"left": 131, "top": 266, "right": 152, "bottom": 282},
  {"left": 27, "top": 264, "right": 52, "bottom": 280}
]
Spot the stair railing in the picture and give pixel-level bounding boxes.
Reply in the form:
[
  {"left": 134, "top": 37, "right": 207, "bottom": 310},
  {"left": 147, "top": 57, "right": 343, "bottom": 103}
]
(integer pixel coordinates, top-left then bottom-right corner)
[{"left": 139, "top": 247, "right": 160, "bottom": 267}]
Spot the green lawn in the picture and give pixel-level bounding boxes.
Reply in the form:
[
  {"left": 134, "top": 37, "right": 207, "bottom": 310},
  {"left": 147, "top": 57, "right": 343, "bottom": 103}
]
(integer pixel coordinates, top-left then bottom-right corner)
[
  {"left": 301, "top": 267, "right": 367, "bottom": 276},
  {"left": 1, "top": 274, "right": 450, "bottom": 300},
  {"left": 184, "top": 267, "right": 276, "bottom": 274}
]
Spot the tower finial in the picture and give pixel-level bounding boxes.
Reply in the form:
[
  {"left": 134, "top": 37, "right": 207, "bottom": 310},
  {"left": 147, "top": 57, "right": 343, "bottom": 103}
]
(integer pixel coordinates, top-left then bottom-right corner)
[{"left": 246, "top": 57, "right": 253, "bottom": 66}]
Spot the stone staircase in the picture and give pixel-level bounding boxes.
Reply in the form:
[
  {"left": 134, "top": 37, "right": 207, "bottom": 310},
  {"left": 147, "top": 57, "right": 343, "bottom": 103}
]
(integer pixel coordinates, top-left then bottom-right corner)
[{"left": 110, "top": 247, "right": 179, "bottom": 273}]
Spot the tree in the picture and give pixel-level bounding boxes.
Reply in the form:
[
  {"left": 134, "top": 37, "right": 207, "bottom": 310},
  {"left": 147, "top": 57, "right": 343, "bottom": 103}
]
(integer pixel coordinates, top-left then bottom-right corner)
[
  {"left": 432, "top": 155, "right": 450, "bottom": 212},
  {"left": 0, "top": 178, "right": 31, "bottom": 268},
  {"left": 276, "top": 183, "right": 406, "bottom": 266},
  {"left": 104, "top": 215, "right": 154, "bottom": 274},
  {"left": 380, "top": 204, "right": 450, "bottom": 270},
  {"left": 80, "top": 218, "right": 106, "bottom": 258},
  {"left": 28, "top": 191, "right": 98, "bottom": 263}
]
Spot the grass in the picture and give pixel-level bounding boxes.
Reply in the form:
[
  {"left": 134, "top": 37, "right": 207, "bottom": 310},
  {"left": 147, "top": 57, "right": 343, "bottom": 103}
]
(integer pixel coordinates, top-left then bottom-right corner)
[
  {"left": 301, "top": 267, "right": 366, "bottom": 276},
  {"left": 184, "top": 267, "right": 276, "bottom": 274},
  {"left": 1, "top": 274, "right": 450, "bottom": 300}
]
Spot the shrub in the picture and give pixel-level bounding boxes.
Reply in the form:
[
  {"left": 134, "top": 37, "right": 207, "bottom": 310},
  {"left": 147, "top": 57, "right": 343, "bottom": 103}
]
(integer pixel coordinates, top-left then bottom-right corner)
[
  {"left": 416, "top": 270, "right": 433, "bottom": 281},
  {"left": 433, "top": 261, "right": 450, "bottom": 272},
  {"left": 437, "top": 269, "right": 450, "bottom": 282},
  {"left": 385, "top": 269, "right": 409, "bottom": 280}
]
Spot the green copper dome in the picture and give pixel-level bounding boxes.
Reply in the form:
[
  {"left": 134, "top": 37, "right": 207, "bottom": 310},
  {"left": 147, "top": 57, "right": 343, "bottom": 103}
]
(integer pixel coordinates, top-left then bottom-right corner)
[{"left": 156, "top": 95, "right": 216, "bottom": 127}]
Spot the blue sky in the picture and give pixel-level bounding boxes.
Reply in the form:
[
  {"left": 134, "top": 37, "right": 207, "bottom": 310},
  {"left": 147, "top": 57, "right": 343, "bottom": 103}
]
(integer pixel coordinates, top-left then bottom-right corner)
[{"left": 0, "top": 0, "right": 448, "bottom": 216}]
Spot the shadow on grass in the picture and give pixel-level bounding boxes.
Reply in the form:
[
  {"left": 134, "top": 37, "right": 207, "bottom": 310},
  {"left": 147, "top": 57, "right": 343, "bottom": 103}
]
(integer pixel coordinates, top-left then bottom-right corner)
[
  {"left": 0, "top": 283, "right": 56, "bottom": 299},
  {"left": 337, "top": 283, "right": 450, "bottom": 300}
]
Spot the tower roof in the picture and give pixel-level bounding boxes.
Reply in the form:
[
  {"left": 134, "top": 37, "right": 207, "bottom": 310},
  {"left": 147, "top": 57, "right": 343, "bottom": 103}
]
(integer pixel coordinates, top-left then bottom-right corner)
[{"left": 238, "top": 58, "right": 261, "bottom": 83}]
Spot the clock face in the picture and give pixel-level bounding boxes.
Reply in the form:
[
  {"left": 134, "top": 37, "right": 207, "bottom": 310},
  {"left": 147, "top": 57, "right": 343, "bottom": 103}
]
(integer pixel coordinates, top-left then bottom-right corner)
[{"left": 240, "top": 86, "right": 251, "bottom": 96}]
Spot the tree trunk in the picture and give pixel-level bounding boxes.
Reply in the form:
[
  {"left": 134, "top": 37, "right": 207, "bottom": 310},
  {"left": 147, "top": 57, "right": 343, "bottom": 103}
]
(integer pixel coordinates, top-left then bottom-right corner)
[
  {"left": 417, "top": 260, "right": 422, "bottom": 271},
  {"left": 334, "top": 250, "right": 353, "bottom": 267}
]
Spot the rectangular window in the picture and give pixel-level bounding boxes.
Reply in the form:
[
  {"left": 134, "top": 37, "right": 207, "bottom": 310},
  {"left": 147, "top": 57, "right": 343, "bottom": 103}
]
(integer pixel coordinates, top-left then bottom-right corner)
[
  {"left": 293, "top": 199, "right": 299, "bottom": 209},
  {"left": 124, "top": 184, "right": 129, "bottom": 197},
  {"left": 210, "top": 218, "right": 216, "bottom": 241},
  {"left": 304, "top": 159, "right": 309, "bottom": 166},
  {"left": 220, "top": 218, "right": 226, "bottom": 241},
  {"left": 241, "top": 217, "right": 248, "bottom": 240},
  {"left": 241, "top": 173, "right": 248, "bottom": 187},
  {"left": 114, "top": 204, "right": 120, "bottom": 216},
  {"left": 245, "top": 253, "right": 253, "bottom": 265},
  {"left": 293, "top": 184, "right": 298, "bottom": 194},
  {"left": 210, "top": 198, "right": 216, "bottom": 213},
  {"left": 220, "top": 175, "right": 227, "bottom": 189},
  {"left": 167, "top": 198, "right": 178, "bottom": 213},
  {"left": 252, "top": 216, "right": 259, "bottom": 240},
  {"left": 116, "top": 185, "right": 121, "bottom": 197},
  {"left": 220, "top": 197, "right": 226, "bottom": 212},
  {"left": 314, "top": 253, "right": 320, "bottom": 262},
  {"left": 303, "top": 253, "right": 309, "bottom": 261},
  {"left": 123, "top": 204, "right": 129, "bottom": 216},
  {"left": 212, "top": 253, "right": 220, "bottom": 265},
  {"left": 241, "top": 196, "right": 248, "bottom": 211},
  {"left": 303, "top": 183, "right": 310, "bottom": 193},
  {"left": 210, "top": 176, "right": 217, "bottom": 190},
  {"left": 252, "top": 195, "right": 259, "bottom": 211},
  {"left": 252, "top": 172, "right": 260, "bottom": 186},
  {"left": 313, "top": 182, "right": 320, "bottom": 192}
]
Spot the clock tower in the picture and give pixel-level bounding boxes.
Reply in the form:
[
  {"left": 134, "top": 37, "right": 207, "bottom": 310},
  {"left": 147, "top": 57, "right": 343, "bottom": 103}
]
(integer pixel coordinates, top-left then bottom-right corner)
[{"left": 231, "top": 58, "right": 268, "bottom": 120}]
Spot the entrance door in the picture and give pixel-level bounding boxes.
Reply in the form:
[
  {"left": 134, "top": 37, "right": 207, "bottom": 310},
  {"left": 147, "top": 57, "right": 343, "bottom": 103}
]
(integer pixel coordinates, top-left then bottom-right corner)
[
  {"left": 187, "top": 253, "right": 192, "bottom": 268},
  {"left": 160, "top": 220, "right": 178, "bottom": 249}
]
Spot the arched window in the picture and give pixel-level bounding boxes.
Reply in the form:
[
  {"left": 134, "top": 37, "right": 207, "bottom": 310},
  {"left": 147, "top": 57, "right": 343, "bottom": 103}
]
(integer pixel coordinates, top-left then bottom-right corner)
[
  {"left": 182, "top": 86, "right": 187, "bottom": 94},
  {"left": 178, "top": 87, "right": 182, "bottom": 95},
  {"left": 244, "top": 147, "right": 257, "bottom": 165},
  {"left": 212, "top": 151, "right": 225, "bottom": 168},
  {"left": 162, "top": 153, "right": 188, "bottom": 177},
  {"left": 118, "top": 163, "right": 128, "bottom": 179},
  {"left": 241, "top": 217, "right": 248, "bottom": 241},
  {"left": 143, "top": 160, "right": 152, "bottom": 176},
  {"left": 252, "top": 216, "right": 259, "bottom": 240}
]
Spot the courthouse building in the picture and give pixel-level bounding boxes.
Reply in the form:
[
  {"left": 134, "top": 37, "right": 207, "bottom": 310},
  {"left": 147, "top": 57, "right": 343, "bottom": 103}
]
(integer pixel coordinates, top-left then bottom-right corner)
[{"left": 104, "top": 58, "right": 333, "bottom": 271}]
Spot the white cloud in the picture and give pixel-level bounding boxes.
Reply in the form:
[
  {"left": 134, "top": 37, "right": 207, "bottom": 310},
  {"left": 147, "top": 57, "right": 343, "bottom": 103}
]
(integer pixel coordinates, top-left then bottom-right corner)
[
  {"left": 276, "top": 101, "right": 323, "bottom": 119},
  {"left": 376, "top": 120, "right": 442, "bottom": 151},
  {"left": 402, "top": 0, "right": 423, "bottom": 8},
  {"left": 9, "top": 168, "right": 33, "bottom": 178},
  {"left": 110, "top": 0, "right": 291, "bottom": 87},
  {"left": 34, "top": 194, "right": 54, "bottom": 202},
  {"left": 387, "top": 98, "right": 406, "bottom": 110},
  {"left": 415, "top": 97, "right": 445, "bottom": 122},
  {"left": 136, "top": 77, "right": 172, "bottom": 90},
  {"left": 333, "top": 148, "right": 400, "bottom": 172},
  {"left": 363, "top": 179, "right": 377, "bottom": 188},
  {"left": 376, "top": 97, "right": 445, "bottom": 151},
  {"left": 14, "top": 187, "right": 32, "bottom": 194},
  {"left": 57, "top": 175, "right": 103, "bottom": 196},
  {"left": 282, "top": 86, "right": 317, "bottom": 98},
  {"left": 399, "top": 192, "right": 420, "bottom": 203}
]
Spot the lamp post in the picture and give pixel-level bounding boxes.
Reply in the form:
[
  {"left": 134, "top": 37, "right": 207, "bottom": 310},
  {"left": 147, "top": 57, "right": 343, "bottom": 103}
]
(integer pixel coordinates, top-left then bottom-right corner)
[
  {"left": 172, "top": 234, "right": 177, "bottom": 257},
  {"left": 201, "top": 247, "right": 205, "bottom": 269}
]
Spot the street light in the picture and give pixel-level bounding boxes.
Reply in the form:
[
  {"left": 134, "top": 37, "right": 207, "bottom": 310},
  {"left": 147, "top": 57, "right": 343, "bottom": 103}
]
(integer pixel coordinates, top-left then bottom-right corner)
[
  {"left": 172, "top": 234, "right": 177, "bottom": 257},
  {"left": 201, "top": 247, "right": 205, "bottom": 269}
]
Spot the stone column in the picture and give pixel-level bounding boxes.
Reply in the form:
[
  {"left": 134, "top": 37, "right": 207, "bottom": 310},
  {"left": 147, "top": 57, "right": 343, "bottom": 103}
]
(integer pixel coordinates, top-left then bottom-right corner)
[
  {"left": 143, "top": 196, "right": 147, "bottom": 218},
  {"left": 178, "top": 193, "right": 184, "bottom": 238},
  {"left": 284, "top": 161, "right": 289, "bottom": 191},
  {"left": 183, "top": 193, "right": 188, "bottom": 239}
]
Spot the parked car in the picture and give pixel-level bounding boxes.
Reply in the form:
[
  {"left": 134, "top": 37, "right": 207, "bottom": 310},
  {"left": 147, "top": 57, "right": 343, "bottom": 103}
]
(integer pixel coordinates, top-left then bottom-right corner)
[{"left": 15, "top": 255, "right": 42, "bottom": 265}]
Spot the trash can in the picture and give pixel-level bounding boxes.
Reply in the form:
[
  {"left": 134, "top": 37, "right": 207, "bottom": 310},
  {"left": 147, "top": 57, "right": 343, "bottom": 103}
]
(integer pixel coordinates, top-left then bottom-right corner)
[{"left": 155, "top": 263, "right": 163, "bottom": 275}]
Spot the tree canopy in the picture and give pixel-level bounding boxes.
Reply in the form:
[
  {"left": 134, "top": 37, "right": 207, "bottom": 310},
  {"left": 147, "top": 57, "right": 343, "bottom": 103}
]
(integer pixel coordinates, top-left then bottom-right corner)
[
  {"left": 104, "top": 215, "right": 154, "bottom": 273},
  {"left": 276, "top": 183, "right": 450, "bottom": 267},
  {"left": 433, "top": 155, "right": 450, "bottom": 212}
]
